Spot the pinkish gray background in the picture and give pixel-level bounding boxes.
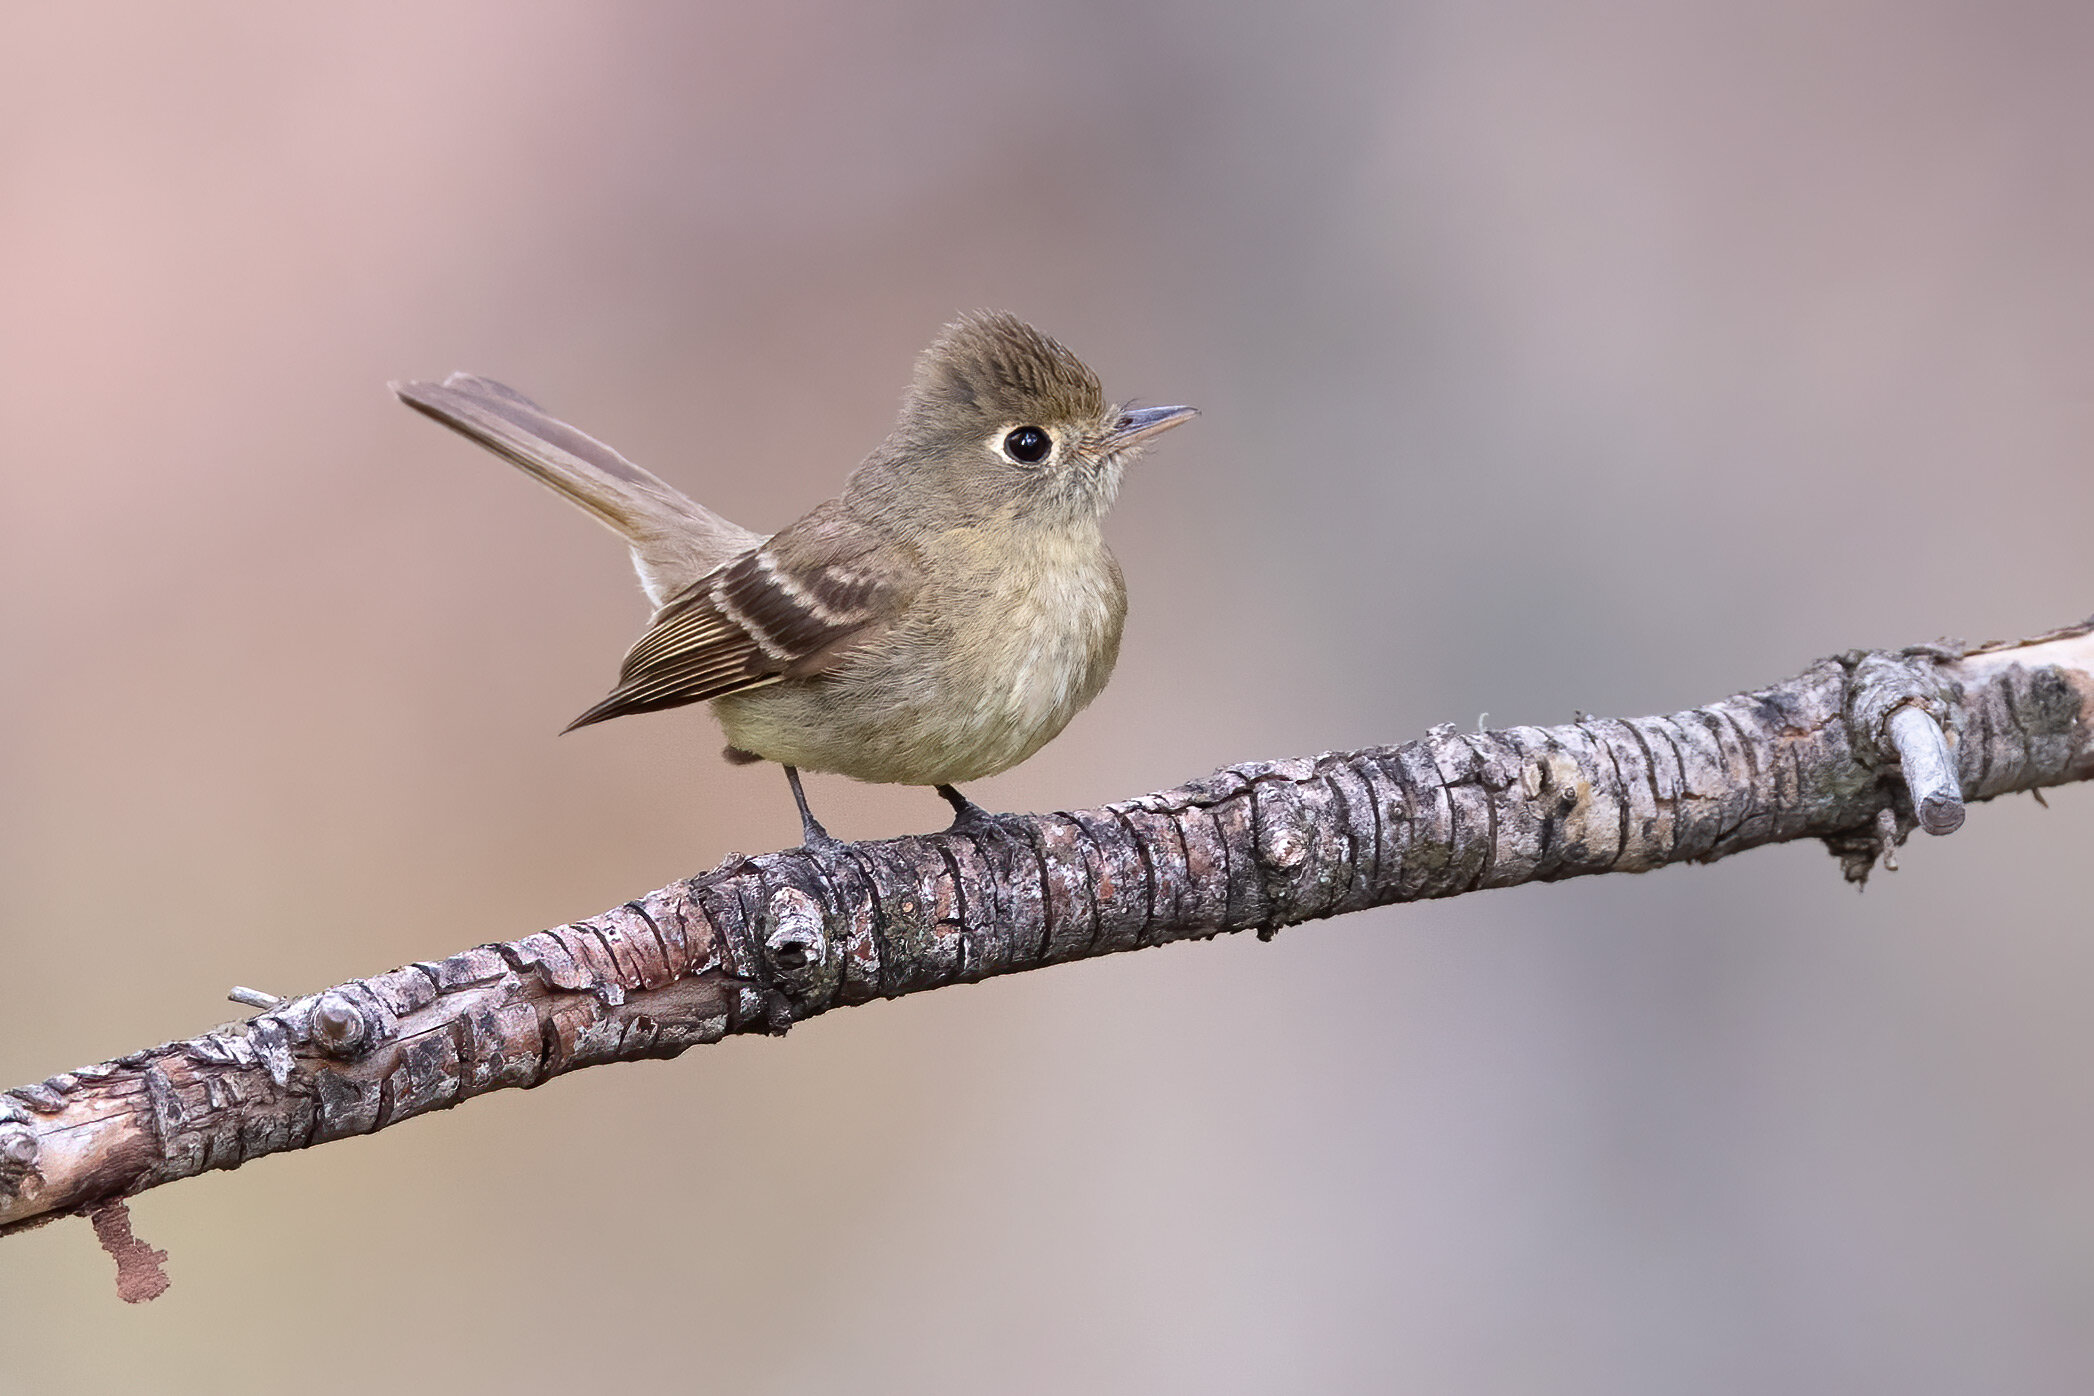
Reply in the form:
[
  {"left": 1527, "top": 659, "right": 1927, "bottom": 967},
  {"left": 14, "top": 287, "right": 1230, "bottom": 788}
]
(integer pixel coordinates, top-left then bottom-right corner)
[{"left": 4, "top": 3, "right": 2092, "bottom": 1392}]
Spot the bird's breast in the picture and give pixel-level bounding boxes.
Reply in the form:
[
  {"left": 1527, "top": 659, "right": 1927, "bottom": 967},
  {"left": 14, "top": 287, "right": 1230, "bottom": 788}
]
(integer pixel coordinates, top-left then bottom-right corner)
[
  {"left": 712, "top": 525, "right": 1126, "bottom": 786},
  {"left": 968, "top": 537, "right": 1123, "bottom": 735}
]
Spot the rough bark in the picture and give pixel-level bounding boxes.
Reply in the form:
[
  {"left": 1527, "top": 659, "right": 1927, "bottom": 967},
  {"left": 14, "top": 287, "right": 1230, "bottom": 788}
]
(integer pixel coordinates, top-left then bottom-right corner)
[{"left": 4, "top": 620, "right": 2091, "bottom": 1277}]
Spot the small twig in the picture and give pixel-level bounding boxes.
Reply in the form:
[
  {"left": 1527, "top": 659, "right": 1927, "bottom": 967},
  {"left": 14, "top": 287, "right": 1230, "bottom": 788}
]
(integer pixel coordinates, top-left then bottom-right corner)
[
  {"left": 1887, "top": 706, "right": 1966, "bottom": 835},
  {"left": 0, "top": 1128, "right": 37, "bottom": 1169},
  {"left": 227, "top": 987, "right": 285, "bottom": 1010}
]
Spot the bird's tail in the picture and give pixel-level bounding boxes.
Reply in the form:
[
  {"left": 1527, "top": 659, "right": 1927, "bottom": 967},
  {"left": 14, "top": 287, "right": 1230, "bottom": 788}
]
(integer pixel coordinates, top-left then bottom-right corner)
[{"left": 393, "top": 373, "right": 760, "bottom": 606}]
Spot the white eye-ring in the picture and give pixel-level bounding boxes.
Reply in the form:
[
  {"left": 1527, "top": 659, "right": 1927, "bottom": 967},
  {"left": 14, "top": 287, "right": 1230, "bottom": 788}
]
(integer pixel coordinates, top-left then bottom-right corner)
[{"left": 997, "top": 425, "right": 1054, "bottom": 464}]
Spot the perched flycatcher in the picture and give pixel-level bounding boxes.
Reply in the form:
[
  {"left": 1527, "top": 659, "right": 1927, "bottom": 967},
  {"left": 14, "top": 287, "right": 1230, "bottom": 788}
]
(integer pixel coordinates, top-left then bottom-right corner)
[{"left": 395, "top": 312, "right": 1195, "bottom": 844}]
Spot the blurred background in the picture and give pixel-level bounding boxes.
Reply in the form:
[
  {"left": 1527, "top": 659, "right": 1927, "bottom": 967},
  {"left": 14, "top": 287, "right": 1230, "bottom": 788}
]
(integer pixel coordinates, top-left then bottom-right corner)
[{"left": 3, "top": 2, "right": 2092, "bottom": 1391}]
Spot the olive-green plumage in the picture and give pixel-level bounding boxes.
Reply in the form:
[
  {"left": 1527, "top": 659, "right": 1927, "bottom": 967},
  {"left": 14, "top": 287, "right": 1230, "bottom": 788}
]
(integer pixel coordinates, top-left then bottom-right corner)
[{"left": 395, "top": 312, "right": 1194, "bottom": 839}]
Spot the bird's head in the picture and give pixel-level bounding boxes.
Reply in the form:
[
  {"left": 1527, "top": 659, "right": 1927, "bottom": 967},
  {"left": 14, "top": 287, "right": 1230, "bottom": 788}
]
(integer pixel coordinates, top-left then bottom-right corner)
[{"left": 862, "top": 312, "right": 1196, "bottom": 526}]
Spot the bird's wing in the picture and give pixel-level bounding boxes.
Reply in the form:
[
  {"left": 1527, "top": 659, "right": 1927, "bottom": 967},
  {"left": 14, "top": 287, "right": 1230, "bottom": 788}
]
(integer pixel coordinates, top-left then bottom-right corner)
[{"left": 564, "top": 500, "right": 920, "bottom": 730}]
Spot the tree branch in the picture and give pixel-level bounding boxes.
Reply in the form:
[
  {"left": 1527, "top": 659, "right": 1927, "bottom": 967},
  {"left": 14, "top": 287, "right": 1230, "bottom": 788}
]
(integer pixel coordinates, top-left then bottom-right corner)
[{"left": 5, "top": 619, "right": 2091, "bottom": 1274}]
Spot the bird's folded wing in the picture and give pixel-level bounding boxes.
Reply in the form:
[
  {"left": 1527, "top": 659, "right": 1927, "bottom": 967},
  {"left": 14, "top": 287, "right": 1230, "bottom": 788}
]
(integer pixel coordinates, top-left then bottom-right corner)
[{"left": 564, "top": 500, "right": 920, "bottom": 730}]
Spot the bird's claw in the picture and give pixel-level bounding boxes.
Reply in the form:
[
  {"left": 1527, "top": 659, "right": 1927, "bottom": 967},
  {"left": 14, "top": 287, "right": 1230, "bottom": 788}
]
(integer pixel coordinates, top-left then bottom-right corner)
[{"left": 936, "top": 784, "right": 1005, "bottom": 835}]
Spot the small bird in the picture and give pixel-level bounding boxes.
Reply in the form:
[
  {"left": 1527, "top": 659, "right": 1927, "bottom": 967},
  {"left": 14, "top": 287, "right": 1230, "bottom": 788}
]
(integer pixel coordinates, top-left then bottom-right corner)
[{"left": 394, "top": 313, "right": 1195, "bottom": 845}]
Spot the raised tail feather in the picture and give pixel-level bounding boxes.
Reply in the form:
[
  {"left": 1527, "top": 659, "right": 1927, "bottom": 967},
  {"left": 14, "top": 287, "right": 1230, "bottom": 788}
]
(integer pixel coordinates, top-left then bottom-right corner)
[{"left": 393, "top": 373, "right": 760, "bottom": 606}]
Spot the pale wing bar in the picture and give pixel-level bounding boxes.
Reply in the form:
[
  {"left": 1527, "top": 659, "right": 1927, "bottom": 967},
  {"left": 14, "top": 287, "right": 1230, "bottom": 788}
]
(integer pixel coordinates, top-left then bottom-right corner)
[{"left": 564, "top": 530, "right": 912, "bottom": 731}]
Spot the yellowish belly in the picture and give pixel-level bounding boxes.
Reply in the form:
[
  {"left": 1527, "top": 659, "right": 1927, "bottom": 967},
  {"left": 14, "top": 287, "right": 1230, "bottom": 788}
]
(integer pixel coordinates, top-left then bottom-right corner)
[{"left": 713, "top": 529, "right": 1125, "bottom": 786}]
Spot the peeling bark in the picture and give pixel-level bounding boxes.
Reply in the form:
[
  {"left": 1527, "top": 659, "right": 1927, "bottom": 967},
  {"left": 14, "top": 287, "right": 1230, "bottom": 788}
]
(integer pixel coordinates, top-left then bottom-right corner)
[
  {"left": 88, "top": 1199, "right": 170, "bottom": 1303},
  {"left": 4, "top": 620, "right": 2091, "bottom": 1282}
]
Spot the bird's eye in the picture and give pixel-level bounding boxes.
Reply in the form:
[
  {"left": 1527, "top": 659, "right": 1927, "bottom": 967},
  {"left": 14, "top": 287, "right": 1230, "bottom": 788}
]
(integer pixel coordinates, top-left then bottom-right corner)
[{"left": 1002, "top": 426, "right": 1052, "bottom": 463}]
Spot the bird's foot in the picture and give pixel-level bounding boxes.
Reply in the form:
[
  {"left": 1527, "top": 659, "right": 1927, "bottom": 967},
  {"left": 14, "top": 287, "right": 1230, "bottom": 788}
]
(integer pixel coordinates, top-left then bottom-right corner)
[
  {"left": 936, "top": 784, "right": 1006, "bottom": 835},
  {"left": 784, "top": 766, "right": 844, "bottom": 850}
]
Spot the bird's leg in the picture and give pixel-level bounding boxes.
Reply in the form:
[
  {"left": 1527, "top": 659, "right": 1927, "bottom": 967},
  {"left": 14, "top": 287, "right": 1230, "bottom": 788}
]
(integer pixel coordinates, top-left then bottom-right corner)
[
  {"left": 783, "top": 766, "right": 839, "bottom": 848},
  {"left": 936, "top": 783, "right": 1001, "bottom": 834}
]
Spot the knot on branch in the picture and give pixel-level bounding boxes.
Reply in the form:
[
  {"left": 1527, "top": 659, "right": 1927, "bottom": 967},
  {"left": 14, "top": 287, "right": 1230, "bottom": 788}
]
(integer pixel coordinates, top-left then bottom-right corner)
[
  {"left": 247, "top": 981, "right": 398, "bottom": 1072},
  {"left": 748, "top": 879, "right": 842, "bottom": 1031},
  {"left": 308, "top": 992, "right": 372, "bottom": 1058},
  {"left": 0, "top": 1122, "right": 41, "bottom": 1202},
  {"left": 1846, "top": 652, "right": 1966, "bottom": 836},
  {"left": 1846, "top": 652, "right": 1953, "bottom": 766},
  {"left": 763, "top": 886, "right": 829, "bottom": 976},
  {"left": 1251, "top": 780, "right": 1312, "bottom": 873}
]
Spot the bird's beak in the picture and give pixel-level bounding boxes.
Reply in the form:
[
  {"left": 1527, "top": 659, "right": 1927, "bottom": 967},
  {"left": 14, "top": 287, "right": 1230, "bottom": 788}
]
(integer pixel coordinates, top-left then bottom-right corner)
[{"left": 1108, "top": 404, "right": 1199, "bottom": 448}]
